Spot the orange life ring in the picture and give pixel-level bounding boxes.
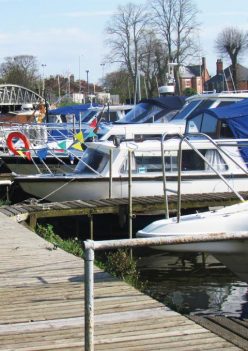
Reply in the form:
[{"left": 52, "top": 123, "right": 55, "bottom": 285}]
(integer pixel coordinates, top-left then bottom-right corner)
[{"left": 6, "top": 132, "right": 31, "bottom": 160}]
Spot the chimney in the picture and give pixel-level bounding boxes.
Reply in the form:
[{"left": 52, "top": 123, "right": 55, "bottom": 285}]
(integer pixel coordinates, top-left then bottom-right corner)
[
  {"left": 201, "top": 57, "right": 206, "bottom": 72},
  {"left": 216, "top": 59, "right": 223, "bottom": 75}
]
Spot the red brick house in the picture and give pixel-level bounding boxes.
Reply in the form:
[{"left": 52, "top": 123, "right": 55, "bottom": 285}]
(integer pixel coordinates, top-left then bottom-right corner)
[{"left": 179, "top": 57, "right": 210, "bottom": 94}]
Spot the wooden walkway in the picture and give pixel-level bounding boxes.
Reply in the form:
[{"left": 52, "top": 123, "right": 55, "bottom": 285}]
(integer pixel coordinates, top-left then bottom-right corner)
[
  {"left": 1, "top": 191, "right": 247, "bottom": 230},
  {"left": 0, "top": 212, "right": 243, "bottom": 350}
]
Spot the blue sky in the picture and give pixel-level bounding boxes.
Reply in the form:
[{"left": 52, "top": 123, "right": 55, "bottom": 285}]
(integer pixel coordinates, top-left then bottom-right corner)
[{"left": 0, "top": 0, "right": 248, "bottom": 85}]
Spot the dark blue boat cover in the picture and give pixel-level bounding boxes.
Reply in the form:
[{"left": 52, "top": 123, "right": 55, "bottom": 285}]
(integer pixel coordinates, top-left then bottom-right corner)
[
  {"left": 139, "top": 96, "right": 186, "bottom": 109},
  {"left": 187, "top": 98, "right": 248, "bottom": 164}
]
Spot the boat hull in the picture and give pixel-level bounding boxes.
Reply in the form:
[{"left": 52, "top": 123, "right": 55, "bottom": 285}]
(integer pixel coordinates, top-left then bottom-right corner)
[
  {"left": 136, "top": 202, "right": 248, "bottom": 282},
  {"left": 16, "top": 173, "right": 248, "bottom": 202}
]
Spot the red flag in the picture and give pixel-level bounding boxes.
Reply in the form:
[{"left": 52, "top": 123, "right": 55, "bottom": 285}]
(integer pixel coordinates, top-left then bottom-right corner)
[{"left": 89, "top": 117, "right": 97, "bottom": 128}]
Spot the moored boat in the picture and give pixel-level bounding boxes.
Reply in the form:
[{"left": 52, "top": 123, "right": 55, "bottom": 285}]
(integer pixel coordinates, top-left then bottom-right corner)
[{"left": 136, "top": 201, "right": 248, "bottom": 283}]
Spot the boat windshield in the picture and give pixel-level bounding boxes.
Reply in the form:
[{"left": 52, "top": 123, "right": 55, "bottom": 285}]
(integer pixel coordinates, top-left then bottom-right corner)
[
  {"left": 172, "top": 99, "right": 214, "bottom": 121},
  {"left": 74, "top": 148, "right": 110, "bottom": 174},
  {"left": 115, "top": 102, "right": 163, "bottom": 124},
  {"left": 80, "top": 110, "right": 98, "bottom": 123}
]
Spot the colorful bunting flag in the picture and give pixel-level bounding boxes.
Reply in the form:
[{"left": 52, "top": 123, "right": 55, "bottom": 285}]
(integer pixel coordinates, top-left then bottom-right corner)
[
  {"left": 57, "top": 140, "right": 67, "bottom": 150},
  {"left": 85, "top": 129, "right": 97, "bottom": 140},
  {"left": 71, "top": 142, "right": 83, "bottom": 151},
  {"left": 36, "top": 147, "right": 48, "bottom": 161},
  {"left": 75, "top": 131, "right": 84, "bottom": 143},
  {"left": 89, "top": 117, "right": 97, "bottom": 129},
  {"left": 16, "top": 150, "right": 26, "bottom": 158}
]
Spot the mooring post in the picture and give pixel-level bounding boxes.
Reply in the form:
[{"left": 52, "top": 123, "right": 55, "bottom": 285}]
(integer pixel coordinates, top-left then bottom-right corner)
[
  {"left": 84, "top": 241, "right": 95, "bottom": 351},
  {"left": 88, "top": 214, "right": 94, "bottom": 240}
]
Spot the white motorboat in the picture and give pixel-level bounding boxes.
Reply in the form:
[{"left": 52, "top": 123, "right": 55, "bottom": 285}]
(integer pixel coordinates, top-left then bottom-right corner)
[
  {"left": 13, "top": 131, "right": 248, "bottom": 202},
  {"left": 136, "top": 201, "right": 248, "bottom": 283}
]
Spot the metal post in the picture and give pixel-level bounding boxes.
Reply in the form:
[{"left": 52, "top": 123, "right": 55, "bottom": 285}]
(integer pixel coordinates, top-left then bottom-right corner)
[
  {"left": 88, "top": 215, "right": 94, "bottom": 240},
  {"left": 41, "top": 64, "right": 46, "bottom": 98},
  {"left": 86, "top": 70, "right": 89, "bottom": 96},
  {"left": 109, "top": 149, "right": 113, "bottom": 198},
  {"left": 177, "top": 140, "right": 183, "bottom": 223},
  {"left": 128, "top": 150, "right": 132, "bottom": 239},
  {"left": 161, "top": 135, "right": 169, "bottom": 219},
  {"left": 84, "top": 242, "right": 94, "bottom": 351}
]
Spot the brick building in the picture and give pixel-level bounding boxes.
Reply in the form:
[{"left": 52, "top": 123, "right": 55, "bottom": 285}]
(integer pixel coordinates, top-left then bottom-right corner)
[
  {"left": 179, "top": 57, "right": 210, "bottom": 94},
  {"left": 204, "top": 59, "right": 248, "bottom": 92}
]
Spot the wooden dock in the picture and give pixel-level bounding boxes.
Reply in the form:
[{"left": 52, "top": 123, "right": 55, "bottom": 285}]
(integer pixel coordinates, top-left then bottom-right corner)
[
  {"left": 0, "top": 211, "right": 244, "bottom": 350},
  {"left": 0, "top": 191, "right": 247, "bottom": 230}
]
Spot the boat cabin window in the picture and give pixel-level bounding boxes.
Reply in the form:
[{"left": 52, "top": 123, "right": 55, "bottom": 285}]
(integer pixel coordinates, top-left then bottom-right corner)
[
  {"left": 216, "top": 100, "right": 239, "bottom": 107},
  {"left": 116, "top": 102, "right": 161, "bottom": 124},
  {"left": 80, "top": 110, "right": 98, "bottom": 123},
  {"left": 219, "top": 122, "right": 234, "bottom": 138},
  {"left": 74, "top": 149, "right": 109, "bottom": 174},
  {"left": 135, "top": 155, "right": 178, "bottom": 173},
  {"left": 186, "top": 112, "right": 218, "bottom": 137},
  {"left": 186, "top": 112, "right": 234, "bottom": 138},
  {"left": 172, "top": 99, "right": 214, "bottom": 121},
  {"left": 120, "top": 149, "right": 227, "bottom": 173}
]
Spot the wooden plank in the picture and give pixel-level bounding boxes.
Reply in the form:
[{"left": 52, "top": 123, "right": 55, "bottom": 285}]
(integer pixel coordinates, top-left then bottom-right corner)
[
  {"left": 190, "top": 316, "right": 248, "bottom": 350},
  {"left": 0, "top": 211, "right": 244, "bottom": 350}
]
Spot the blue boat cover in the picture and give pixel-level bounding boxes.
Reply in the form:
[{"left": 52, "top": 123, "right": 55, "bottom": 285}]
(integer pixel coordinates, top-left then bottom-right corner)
[
  {"left": 187, "top": 98, "right": 248, "bottom": 164},
  {"left": 48, "top": 103, "right": 102, "bottom": 119}
]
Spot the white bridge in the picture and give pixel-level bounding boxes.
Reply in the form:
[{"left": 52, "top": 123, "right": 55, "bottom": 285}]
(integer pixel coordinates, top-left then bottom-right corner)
[{"left": 0, "top": 84, "right": 43, "bottom": 107}]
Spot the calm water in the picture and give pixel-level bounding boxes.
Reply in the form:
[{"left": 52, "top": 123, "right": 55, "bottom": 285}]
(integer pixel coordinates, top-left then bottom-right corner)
[{"left": 135, "top": 248, "right": 248, "bottom": 318}]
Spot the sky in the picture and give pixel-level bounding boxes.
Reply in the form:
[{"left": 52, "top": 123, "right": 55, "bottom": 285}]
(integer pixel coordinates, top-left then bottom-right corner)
[{"left": 1, "top": 0, "right": 248, "bottom": 86}]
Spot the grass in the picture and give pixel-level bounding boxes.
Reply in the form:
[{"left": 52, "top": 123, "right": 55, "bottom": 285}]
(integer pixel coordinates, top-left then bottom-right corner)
[
  {"left": 36, "top": 223, "right": 84, "bottom": 258},
  {"left": 35, "top": 223, "right": 146, "bottom": 290}
]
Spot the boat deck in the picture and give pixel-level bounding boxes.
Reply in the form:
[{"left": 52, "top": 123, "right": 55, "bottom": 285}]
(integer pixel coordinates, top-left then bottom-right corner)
[{"left": 0, "top": 211, "right": 244, "bottom": 350}]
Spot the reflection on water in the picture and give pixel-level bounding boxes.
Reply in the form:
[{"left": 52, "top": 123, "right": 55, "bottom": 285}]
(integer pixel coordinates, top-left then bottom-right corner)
[{"left": 135, "top": 248, "right": 248, "bottom": 318}]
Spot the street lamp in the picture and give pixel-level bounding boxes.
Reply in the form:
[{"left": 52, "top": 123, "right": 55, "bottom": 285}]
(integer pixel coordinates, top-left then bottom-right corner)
[
  {"left": 41, "top": 64, "right": 47, "bottom": 97},
  {"left": 100, "top": 63, "right": 105, "bottom": 82},
  {"left": 79, "top": 55, "right": 83, "bottom": 94},
  {"left": 86, "top": 70, "right": 89, "bottom": 95}
]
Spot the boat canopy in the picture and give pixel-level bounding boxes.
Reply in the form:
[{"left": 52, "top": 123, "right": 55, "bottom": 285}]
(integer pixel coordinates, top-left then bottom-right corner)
[
  {"left": 48, "top": 103, "right": 102, "bottom": 120},
  {"left": 115, "top": 96, "right": 185, "bottom": 124},
  {"left": 186, "top": 98, "right": 248, "bottom": 165}
]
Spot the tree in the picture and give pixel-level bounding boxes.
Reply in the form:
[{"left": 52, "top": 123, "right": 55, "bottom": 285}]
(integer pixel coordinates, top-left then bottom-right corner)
[
  {"left": 215, "top": 27, "right": 248, "bottom": 89},
  {"left": 102, "top": 70, "right": 133, "bottom": 103},
  {"left": 0, "top": 55, "right": 39, "bottom": 91},
  {"left": 105, "top": 3, "right": 152, "bottom": 102},
  {"left": 138, "top": 31, "right": 168, "bottom": 97},
  {"left": 150, "top": 0, "right": 200, "bottom": 94}
]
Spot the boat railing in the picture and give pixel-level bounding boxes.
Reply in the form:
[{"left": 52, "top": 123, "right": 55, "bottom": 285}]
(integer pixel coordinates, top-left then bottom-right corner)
[
  {"left": 202, "top": 89, "right": 248, "bottom": 95},
  {"left": 161, "top": 132, "right": 247, "bottom": 223}
]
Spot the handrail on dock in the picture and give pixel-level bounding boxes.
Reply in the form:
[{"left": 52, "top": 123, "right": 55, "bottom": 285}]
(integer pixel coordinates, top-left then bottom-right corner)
[
  {"left": 161, "top": 132, "right": 248, "bottom": 224},
  {"left": 83, "top": 231, "right": 248, "bottom": 351}
]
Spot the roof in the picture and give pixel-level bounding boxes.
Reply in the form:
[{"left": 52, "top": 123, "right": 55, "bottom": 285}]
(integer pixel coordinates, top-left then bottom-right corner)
[
  {"left": 180, "top": 65, "right": 202, "bottom": 78},
  {"left": 207, "top": 64, "right": 248, "bottom": 84},
  {"left": 224, "top": 63, "right": 248, "bottom": 81}
]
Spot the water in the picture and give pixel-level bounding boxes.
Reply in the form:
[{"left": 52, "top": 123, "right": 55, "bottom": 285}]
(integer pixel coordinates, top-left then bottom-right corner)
[{"left": 135, "top": 248, "right": 248, "bottom": 318}]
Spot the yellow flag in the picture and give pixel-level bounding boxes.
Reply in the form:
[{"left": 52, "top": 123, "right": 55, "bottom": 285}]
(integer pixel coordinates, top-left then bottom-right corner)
[
  {"left": 71, "top": 142, "right": 83, "bottom": 151},
  {"left": 75, "top": 131, "right": 84, "bottom": 143},
  {"left": 17, "top": 150, "right": 26, "bottom": 158}
]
